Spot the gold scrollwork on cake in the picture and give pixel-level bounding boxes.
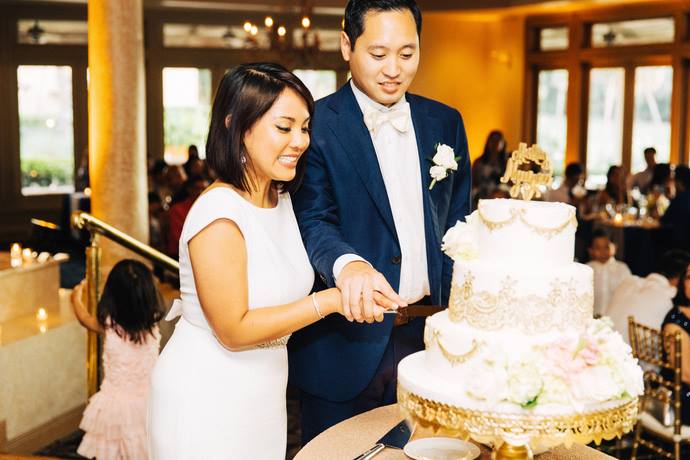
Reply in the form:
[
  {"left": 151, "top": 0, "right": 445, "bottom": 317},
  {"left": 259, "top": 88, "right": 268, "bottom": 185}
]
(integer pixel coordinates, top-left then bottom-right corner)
[
  {"left": 477, "top": 202, "right": 577, "bottom": 240},
  {"left": 425, "top": 326, "right": 480, "bottom": 366},
  {"left": 449, "top": 271, "right": 593, "bottom": 334},
  {"left": 398, "top": 385, "right": 638, "bottom": 447}
]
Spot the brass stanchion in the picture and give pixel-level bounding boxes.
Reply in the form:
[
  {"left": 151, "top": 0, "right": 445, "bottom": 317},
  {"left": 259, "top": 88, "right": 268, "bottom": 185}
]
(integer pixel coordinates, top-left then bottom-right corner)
[{"left": 86, "top": 235, "right": 102, "bottom": 396}]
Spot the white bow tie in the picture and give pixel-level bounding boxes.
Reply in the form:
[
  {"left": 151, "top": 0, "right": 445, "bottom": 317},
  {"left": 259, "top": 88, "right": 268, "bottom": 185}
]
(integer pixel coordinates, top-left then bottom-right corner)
[{"left": 363, "top": 103, "right": 411, "bottom": 136}]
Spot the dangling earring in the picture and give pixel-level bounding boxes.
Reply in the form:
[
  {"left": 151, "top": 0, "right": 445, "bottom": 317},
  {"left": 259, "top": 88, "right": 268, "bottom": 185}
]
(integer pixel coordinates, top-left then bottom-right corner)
[{"left": 241, "top": 155, "right": 247, "bottom": 164}]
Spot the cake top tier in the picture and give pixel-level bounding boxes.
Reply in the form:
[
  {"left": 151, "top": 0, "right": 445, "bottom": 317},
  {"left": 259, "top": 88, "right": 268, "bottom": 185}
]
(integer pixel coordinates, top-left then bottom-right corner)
[{"left": 444, "top": 198, "right": 577, "bottom": 267}]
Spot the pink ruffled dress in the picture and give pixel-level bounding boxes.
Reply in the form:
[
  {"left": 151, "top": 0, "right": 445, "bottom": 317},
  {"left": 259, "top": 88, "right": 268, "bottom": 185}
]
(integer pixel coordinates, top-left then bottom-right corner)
[{"left": 78, "top": 325, "right": 160, "bottom": 460}]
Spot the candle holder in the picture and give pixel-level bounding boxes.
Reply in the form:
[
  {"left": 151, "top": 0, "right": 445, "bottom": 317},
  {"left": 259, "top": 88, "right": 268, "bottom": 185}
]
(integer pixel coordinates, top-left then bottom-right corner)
[{"left": 10, "top": 243, "right": 22, "bottom": 268}]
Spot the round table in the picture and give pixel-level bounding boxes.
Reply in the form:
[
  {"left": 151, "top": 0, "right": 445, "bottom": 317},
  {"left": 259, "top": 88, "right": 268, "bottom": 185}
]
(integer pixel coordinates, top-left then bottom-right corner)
[{"left": 294, "top": 405, "right": 615, "bottom": 460}]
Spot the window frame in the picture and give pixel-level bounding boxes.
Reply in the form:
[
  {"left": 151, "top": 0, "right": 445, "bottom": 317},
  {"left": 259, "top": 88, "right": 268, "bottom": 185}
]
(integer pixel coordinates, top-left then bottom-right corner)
[{"left": 524, "top": 2, "right": 690, "bottom": 181}]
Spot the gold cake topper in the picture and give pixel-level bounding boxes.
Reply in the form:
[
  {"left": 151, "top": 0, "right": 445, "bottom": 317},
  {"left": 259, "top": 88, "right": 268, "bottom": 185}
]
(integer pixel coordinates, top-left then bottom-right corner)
[{"left": 500, "top": 143, "right": 553, "bottom": 201}]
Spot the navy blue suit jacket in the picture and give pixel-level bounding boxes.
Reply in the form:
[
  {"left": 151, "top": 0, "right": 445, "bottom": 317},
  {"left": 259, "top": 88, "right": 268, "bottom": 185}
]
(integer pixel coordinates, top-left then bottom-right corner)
[{"left": 288, "top": 83, "right": 471, "bottom": 402}]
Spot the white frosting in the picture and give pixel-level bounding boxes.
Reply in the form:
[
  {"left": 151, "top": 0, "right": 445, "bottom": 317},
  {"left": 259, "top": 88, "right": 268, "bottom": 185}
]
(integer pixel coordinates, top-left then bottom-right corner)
[
  {"left": 471, "top": 199, "right": 576, "bottom": 267},
  {"left": 403, "top": 312, "right": 642, "bottom": 414},
  {"left": 399, "top": 352, "right": 631, "bottom": 416},
  {"left": 449, "top": 259, "right": 593, "bottom": 334}
]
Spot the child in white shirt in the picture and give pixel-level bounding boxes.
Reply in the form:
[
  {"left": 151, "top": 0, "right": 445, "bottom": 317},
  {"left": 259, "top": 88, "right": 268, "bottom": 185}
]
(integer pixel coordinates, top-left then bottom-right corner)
[{"left": 586, "top": 229, "right": 632, "bottom": 316}]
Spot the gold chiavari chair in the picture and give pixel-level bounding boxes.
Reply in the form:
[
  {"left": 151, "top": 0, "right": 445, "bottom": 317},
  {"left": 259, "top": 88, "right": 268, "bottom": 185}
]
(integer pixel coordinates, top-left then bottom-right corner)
[{"left": 629, "top": 317, "right": 690, "bottom": 460}]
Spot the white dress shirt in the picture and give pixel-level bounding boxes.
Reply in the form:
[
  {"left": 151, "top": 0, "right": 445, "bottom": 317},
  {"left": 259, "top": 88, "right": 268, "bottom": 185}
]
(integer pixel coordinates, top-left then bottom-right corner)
[
  {"left": 587, "top": 258, "right": 633, "bottom": 317},
  {"left": 606, "top": 273, "right": 676, "bottom": 344},
  {"left": 332, "top": 81, "right": 430, "bottom": 303}
]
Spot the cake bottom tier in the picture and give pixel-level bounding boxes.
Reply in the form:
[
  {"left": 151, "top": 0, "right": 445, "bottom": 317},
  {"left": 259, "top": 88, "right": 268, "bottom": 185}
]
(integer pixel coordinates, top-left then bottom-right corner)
[
  {"left": 405, "top": 313, "right": 643, "bottom": 415},
  {"left": 399, "top": 351, "right": 636, "bottom": 416}
]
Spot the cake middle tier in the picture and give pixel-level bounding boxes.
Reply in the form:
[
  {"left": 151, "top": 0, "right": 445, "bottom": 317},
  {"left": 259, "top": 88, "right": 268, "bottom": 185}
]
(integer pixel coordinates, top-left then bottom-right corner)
[{"left": 449, "top": 260, "right": 593, "bottom": 334}]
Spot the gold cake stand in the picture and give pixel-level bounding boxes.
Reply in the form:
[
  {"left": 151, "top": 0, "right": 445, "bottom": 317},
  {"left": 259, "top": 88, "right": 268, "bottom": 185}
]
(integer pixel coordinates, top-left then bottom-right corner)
[{"left": 398, "top": 385, "right": 638, "bottom": 460}]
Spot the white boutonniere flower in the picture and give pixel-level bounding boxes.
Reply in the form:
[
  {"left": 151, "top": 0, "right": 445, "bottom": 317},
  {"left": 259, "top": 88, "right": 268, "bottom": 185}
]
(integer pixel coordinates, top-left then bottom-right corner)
[{"left": 429, "top": 144, "right": 459, "bottom": 190}]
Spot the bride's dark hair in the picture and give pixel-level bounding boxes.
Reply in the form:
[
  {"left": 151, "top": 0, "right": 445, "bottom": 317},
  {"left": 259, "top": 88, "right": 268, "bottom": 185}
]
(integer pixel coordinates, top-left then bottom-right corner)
[
  {"left": 205, "top": 62, "right": 314, "bottom": 194},
  {"left": 97, "top": 259, "right": 164, "bottom": 344}
]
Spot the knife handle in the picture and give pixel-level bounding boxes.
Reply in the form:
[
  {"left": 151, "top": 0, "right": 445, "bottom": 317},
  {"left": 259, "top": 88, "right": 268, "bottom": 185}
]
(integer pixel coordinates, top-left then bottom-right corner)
[{"left": 353, "top": 443, "right": 385, "bottom": 460}]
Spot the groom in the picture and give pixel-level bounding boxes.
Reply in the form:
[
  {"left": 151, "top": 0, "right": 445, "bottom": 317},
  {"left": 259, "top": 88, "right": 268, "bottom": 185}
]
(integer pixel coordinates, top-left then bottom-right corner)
[{"left": 289, "top": 0, "right": 471, "bottom": 443}]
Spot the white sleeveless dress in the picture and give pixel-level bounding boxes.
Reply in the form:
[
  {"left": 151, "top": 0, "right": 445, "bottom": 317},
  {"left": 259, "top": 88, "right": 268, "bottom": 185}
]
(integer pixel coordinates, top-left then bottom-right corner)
[{"left": 148, "top": 188, "right": 314, "bottom": 459}]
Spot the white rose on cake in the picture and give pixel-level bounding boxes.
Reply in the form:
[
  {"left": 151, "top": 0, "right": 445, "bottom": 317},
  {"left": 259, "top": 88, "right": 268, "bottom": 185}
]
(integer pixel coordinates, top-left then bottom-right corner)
[
  {"left": 442, "top": 219, "right": 479, "bottom": 261},
  {"left": 506, "top": 362, "right": 543, "bottom": 408},
  {"left": 571, "top": 367, "right": 622, "bottom": 403}
]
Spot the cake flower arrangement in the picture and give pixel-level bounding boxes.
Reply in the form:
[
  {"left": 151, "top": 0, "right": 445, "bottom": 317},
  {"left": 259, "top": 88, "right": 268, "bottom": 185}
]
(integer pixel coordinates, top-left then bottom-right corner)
[{"left": 441, "top": 220, "right": 644, "bottom": 413}]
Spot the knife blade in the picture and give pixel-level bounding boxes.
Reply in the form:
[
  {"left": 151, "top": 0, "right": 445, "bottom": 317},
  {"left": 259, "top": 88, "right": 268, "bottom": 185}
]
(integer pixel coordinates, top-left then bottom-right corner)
[
  {"left": 353, "top": 420, "right": 411, "bottom": 460},
  {"left": 383, "top": 305, "right": 445, "bottom": 316}
]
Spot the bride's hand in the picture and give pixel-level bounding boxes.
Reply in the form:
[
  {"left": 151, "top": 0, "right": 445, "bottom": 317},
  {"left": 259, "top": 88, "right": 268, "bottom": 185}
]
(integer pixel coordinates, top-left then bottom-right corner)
[{"left": 319, "top": 288, "right": 398, "bottom": 323}]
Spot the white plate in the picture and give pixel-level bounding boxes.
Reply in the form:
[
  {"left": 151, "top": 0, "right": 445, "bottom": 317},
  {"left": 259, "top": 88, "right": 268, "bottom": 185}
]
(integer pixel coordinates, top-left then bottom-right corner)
[{"left": 403, "top": 437, "right": 481, "bottom": 460}]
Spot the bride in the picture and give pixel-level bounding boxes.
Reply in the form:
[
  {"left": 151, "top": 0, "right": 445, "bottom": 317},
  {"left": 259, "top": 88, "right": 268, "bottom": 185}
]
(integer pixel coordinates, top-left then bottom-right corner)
[{"left": 147, "top": 63, "right": 395, "bottom": 459}]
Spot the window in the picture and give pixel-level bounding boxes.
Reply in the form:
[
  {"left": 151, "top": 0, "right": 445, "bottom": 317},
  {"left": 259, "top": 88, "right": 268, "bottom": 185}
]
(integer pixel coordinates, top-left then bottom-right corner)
[
  {"left": 17, "top": 65, "right": 75, "bottom": 195},
  {"left": 631, "top": 66, "right": 672, "bottom": 173},
  {"left": 162, "top": 68, "right": 212, "bottom": 164},
  {"left": 17, "top": 20, "right": 87, "bottom": 45},
  {"left": 587, "top": 68, "right": 625, "bottom": 187},
  {"left": 292, "top": 69, "right": 337, "bottom": 100},
  {"left": 536, "top": 69, "right": 568, "bottom": 176},
  {"left": 591, "top": 17, "right": 674, "bottom": 47},
  {"left": 539, "top": 27, "right": 569, "bottom": 51}
]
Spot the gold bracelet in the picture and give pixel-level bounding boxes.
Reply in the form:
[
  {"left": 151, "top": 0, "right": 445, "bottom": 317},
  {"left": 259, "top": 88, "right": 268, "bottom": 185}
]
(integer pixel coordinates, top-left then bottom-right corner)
[{"left": 311, "top": 293, "right": 324, "bottom": 319}]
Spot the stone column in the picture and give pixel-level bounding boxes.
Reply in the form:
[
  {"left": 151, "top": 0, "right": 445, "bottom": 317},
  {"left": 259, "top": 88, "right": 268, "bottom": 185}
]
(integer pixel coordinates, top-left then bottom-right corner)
[{"left": 88, "top": 0, "right": 148, "bottom": 269}]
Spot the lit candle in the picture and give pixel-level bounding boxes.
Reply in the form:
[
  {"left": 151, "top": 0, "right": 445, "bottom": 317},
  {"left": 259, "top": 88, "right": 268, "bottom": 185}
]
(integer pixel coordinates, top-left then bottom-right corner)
[
  {"left": 10, "top": 243, "right": 22, "bottom": 268},
  {"left": 36, "top": 308, "right": 48, "bottom": 321},
  {"left": 39, "top": 324, "right": 47, "bottom": 334},
  {"left": 614, "top": 213, "right": 623, "bottom": 225},
  {"left": 22, "top": 248, "right": 33, "bottom": 264}
]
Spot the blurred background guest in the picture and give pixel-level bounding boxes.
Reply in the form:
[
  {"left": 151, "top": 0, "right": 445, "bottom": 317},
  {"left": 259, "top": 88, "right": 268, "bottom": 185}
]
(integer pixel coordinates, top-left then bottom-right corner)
[
  {"left": 546, "top": 162, "right": 587, "bottom": 206},
  {"left": 595, "top": 165, "right": 626, "bottom": 210},
  {"left": 606, "top": 249, "right": 690, "bottom": 343},
  {"left": 661, "top": 260, "right": 690, "bottom": 425},
  {"left": 166, "top": 175, "right": 208, "bottom": 259},
  {"left": 647, "top": 163, "right": 674, "bottom": 219},
  {"left": 628, "top": 147, "right": 657, "bottom": 195},
  {"left": 587, "top": 228, "right": 632, "bottom": 316},
  {"left": 661, "top": 165, "right": 690, "bottom": 251},
  {"left": 472, "top": 130, "right": 508, "bottom": 206}
]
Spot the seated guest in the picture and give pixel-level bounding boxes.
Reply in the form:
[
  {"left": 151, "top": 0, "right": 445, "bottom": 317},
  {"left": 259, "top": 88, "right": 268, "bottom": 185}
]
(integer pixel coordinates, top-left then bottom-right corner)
[
  {"left": 628, "top": 146, "right": 657, "bottom": 195},
  {"left": 606, "top": 249, "right": 690, "bottom": 342},
  {"left": 647, "top": 163, "right": 674, "bottom": 219},
  {"left": 587, "top": 229, "right": 632, "bottom": 316},
  {"left": 472, "top": 130, "right": 508, "bottom": 205},
  {"left": 546, "top": 162, "right": 586, "bottom": 205},
  {"left": 661, "top": 165, "right": 690, "bottom": 251},
  {"left": 595, "top": 165, "right": 626, "bottom": 210},
  {"left": 661, "top": 259, "right": 690, "bottom": 424},
  {"left": 167, "top": 175, "right": 208, "bottom": 258}
]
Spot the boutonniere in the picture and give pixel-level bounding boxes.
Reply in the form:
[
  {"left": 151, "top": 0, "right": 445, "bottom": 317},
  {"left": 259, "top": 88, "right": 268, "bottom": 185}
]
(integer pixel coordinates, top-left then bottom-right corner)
[{"left": 428, "top": 143, "right": 459, "bottom": 190}]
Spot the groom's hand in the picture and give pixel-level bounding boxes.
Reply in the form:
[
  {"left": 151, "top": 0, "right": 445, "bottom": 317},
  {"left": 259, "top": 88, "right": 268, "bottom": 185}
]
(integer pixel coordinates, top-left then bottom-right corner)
[{"left": 336, "top": 261, "right": 407, "bottom": 323}]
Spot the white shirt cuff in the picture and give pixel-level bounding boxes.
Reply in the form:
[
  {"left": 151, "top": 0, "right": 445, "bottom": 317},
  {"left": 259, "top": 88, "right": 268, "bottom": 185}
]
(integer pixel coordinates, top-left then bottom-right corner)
[{"left": 333, "top": 254, "right": 371, "bottom": 282}]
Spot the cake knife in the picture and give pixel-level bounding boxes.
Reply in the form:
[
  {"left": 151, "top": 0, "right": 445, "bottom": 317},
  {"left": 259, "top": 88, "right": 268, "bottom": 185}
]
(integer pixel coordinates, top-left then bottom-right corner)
[{"left": 352, "top": 420, "right": 411, "bottom": 460}]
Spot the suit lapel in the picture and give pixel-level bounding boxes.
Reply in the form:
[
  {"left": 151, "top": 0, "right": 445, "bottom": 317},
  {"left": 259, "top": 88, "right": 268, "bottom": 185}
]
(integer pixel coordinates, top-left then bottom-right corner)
[
  {"left": 410, "top": 96, "right": 444, "bottom": 303},
  {"left": 410, "top": 96, "right": 443, "bottom": 244},
  {"left": 327, "top": 85, "right": 398, "bottom": 239}
]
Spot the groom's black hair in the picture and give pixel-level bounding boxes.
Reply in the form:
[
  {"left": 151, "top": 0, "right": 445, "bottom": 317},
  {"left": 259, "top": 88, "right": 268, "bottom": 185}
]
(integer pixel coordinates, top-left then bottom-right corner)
[{"left": 344, "top": 0, "right": 422, "bottom": 50}]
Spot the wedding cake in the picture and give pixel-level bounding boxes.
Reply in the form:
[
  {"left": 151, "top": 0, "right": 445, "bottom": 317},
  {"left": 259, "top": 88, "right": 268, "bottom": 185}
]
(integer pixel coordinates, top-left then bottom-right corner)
[{"left": 397, "top": 198, "right": 643, "bottom": 417}]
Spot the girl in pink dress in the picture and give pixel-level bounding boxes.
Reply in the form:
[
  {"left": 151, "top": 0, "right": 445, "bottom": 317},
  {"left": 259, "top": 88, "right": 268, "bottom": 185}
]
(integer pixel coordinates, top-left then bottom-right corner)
[{"left": 71, "top": 259, "right": 163, "bottom": 460}]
